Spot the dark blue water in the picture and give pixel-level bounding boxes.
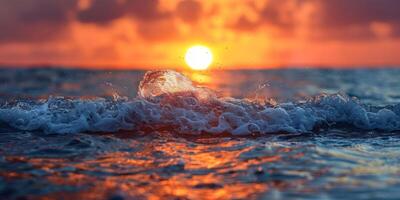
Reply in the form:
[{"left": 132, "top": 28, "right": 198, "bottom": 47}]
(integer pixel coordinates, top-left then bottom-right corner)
[{"left": 1, "top": 68, "right": 400, "bottom": 199}]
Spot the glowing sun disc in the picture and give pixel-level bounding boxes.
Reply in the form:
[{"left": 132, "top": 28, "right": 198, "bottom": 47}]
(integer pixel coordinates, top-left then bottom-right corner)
[{"left": 185, "top": 45, "right": 213, "bottom": 70}]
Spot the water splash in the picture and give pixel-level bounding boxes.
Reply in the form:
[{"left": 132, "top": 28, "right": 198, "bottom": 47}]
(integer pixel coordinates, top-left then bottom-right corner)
[
  {"left": 138, "top": 70, "right": 216, "bottom": 101},
  {"left": 1, "top": 70, "right": 400, "bottom": 135},
  {"left": 138, "top": 70, "right": 196, "bottom": 99}
]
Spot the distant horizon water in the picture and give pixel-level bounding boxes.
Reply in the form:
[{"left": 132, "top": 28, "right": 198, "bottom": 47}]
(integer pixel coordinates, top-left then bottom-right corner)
[{"left": 2, "top": 64, "right": 400, "bottom": 71}]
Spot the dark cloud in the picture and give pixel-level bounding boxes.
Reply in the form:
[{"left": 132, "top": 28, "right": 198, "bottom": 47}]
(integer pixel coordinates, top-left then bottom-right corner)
[
  {"left": 176, "top": 0, "right": 202, "bottom": 23},
  {"left": 317, "top": 0, "right": 400, "bottom": 27},
  {"left": 0, "top": 0, "right": 78, "bottom": 43},
  {"left": 77, "top": 0, "right": 124, "bottom": 24},
  {"left": 311, "top": 27, "right": 377, "bottom": 41},
  {"left": 3, "top": 0, "right": 400, "bottom": 44},
  {"left": 77, "top": 0, "right": 170, "bottom": 24},
  {"left": 229, "top": 0, "right": 400, "bottom": 39},
  {"left": 136, "top": 20, "right": 181, "bottom": 41},
  {"left": 76, "top": 0, "right": 177, "bottom": 41},
  {"left": 230, "top": 0, "right": 304, "bottom": 33},
  {"left": 125, "top": 0, "right": 170, "bottom": 21},
  {"left": 262, "top": 0, "right": 400, "bottom": 29},
  {"left": 314, "top": 0, "right": 400, "bottom": 39},
  {"left": 230, "top": 16, "right": 260, "bottom": 31},
  {"left": 259, "top": 0, "right": 298, "bottom": 29},
  {"left": 0, "top": 0, "right": 198, "bottom": 43},
  {"left": 19, "top": 0, "right": 76, "bottom": 23}
]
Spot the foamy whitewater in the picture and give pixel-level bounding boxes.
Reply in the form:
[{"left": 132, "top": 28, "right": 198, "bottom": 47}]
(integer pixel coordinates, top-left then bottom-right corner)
[
  {"left": 1, "top": 70, "right": 399, "bottom": 135},
  {"left": 2, "top": 68, "right": 400, "bottom": 199}
]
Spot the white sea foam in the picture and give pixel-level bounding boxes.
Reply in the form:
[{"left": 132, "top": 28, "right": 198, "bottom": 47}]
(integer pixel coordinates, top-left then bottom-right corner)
[{"left": 1, "top": 70, "right": 400, "bottom": 135}]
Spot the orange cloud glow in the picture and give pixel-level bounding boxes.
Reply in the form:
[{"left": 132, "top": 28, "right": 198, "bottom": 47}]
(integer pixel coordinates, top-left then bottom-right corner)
[{"left": 1, "top": 0, "right": 400, "bottom": 69}]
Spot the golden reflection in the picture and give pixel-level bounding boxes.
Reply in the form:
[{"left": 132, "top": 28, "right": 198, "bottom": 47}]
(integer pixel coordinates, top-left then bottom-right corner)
[
  {"left": 184, "top": 69, "right": 315, "bottom": 101},
  {"left": 184, "top": 70, "right": 269, "bottom": 98},
  {"left": 189, "top": 71, "right": 212, "bottom": 85},
  {"left": 1, "top": 138, "right": 315, "bottom": 199}
]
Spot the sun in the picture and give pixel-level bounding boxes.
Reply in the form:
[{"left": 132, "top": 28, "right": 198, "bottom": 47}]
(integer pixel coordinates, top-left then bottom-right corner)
[{"left": 185, "top": 45, "right": 213, "bottom": 70}]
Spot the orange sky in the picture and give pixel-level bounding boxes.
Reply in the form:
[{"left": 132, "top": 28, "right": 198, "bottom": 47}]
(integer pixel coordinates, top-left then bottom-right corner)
[{"left": 1, "top": 0, "right": 400, "bottom": 69}]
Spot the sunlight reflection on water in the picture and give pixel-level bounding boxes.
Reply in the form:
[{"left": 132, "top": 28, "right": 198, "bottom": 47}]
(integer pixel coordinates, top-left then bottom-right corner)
[
  {"left": 1, "top": 131, "right": 400, "bottom": 199},
  {"left": 1, "top": 68, "right": 400, "bottom": 199}
]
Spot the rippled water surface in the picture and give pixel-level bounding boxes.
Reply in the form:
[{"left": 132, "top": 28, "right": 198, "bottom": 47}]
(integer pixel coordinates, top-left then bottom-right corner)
[{"left": 1, "top": 68, "right": 400, "bottom": 199}]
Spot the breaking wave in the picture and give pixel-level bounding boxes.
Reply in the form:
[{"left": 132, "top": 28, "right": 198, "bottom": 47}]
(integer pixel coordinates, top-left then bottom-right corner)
[{"left": 1, "top": 70, "right": 400, "bottom": 135}]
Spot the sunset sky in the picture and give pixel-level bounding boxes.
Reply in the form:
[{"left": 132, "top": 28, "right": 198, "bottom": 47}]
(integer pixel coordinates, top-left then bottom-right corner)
[{"left": 1, "top": 0, "right": 400, "bottom": 69}]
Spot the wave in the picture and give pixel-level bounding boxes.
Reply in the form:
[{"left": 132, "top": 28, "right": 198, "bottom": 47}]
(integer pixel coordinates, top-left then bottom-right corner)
[{"left": 1, "top": 70, "right": 400, "bottom": 135}]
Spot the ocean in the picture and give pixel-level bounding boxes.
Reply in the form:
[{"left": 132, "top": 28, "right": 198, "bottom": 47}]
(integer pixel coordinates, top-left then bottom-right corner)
[{"left": 1, "top": 68, "right": 400, "bottom": 199}]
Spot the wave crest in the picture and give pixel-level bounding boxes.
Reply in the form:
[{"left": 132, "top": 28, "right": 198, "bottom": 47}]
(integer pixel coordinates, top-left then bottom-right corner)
[{"left": 1, "top": 70, "right": 400, "bottom": 135}]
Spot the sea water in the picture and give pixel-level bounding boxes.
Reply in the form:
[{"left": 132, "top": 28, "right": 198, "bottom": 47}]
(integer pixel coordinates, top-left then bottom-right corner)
[{"left": 0, "top": 68, "right": 400, "bottom": 199}]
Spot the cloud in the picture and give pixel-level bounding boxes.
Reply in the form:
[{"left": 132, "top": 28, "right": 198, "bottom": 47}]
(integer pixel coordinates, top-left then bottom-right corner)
[
  {"left": 229, "top": 0, "right": 400, "bottom": 40},
  {"left": 312, "top": 0, "right": 400, "bottom": 39},
  {"left": 136, "top": 19, "right": 181, "bottom": 41},
  {"left": 176, "top": 0, "right": 203, "bottom": 23},
  {"left": 3, "top": 0, "right": 400, "bottom": 45},
  {"left": 229, "top": 0, "right": 306, "bottom": 33},
  {"left": 316, "top": 0, "right": 400, "bottom": 27},
  {"left": 77, "top": 0, "right": 124, "bottom": 24},
  {"left": 230, "top": 16, "right": 260, "bottom": 31},
  {"left": 76, "top": 0, "right": 176, "bottom": 41},
  {"left": 259, "top": 0, "right": 298, "bottom": 29},
  {"left": 0, "top": 0, "right": 78, "bottom": 43},
  {"left": 77, "top": 0, "right": 170, "bottom": 24},
  {"left": 125, "top": 0, "right": 170, "bottom": 21}
]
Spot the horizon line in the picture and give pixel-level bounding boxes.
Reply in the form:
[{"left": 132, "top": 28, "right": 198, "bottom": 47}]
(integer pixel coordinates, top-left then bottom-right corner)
[{"left": 1, "top": 63, "right": 400, "bottom": 71}]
